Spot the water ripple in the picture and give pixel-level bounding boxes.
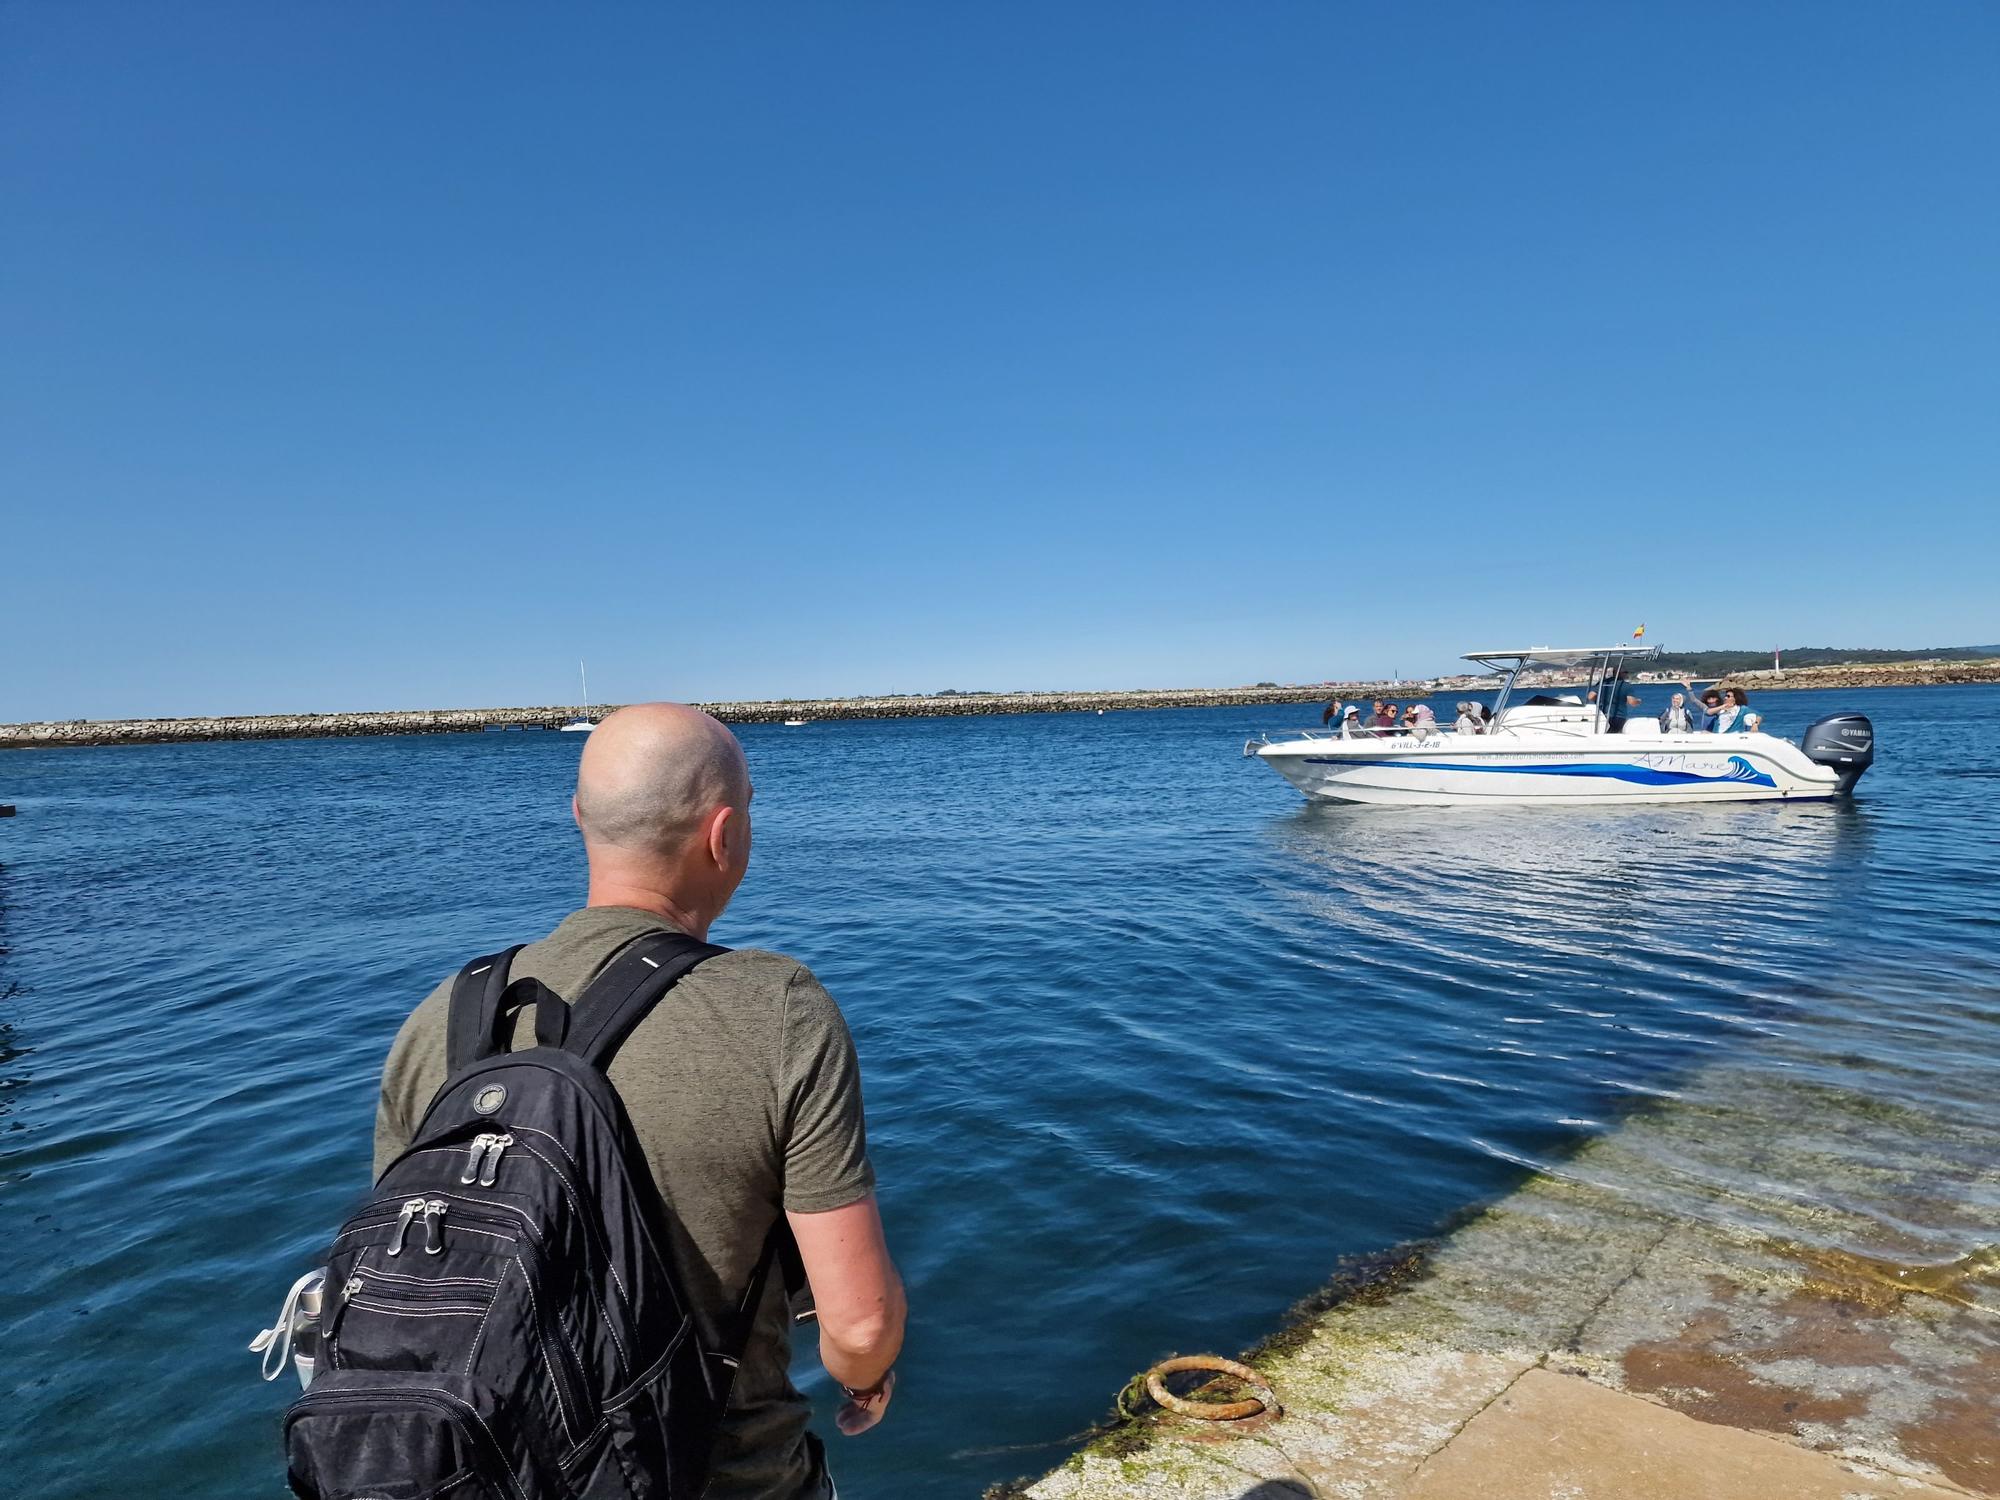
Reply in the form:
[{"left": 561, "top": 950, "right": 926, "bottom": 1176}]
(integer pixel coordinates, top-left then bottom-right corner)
[{"left": 0, "top": 684, "right": 1995, "bottom": 1497}]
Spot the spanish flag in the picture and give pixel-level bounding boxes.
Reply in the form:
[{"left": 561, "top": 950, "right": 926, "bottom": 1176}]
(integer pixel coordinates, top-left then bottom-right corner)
[{"left": 1632, "top": 624, "right": 1646, "bottom": 639}]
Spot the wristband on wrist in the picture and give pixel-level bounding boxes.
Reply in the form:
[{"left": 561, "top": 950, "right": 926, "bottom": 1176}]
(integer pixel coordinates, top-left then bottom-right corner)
[{"left": 840, "top": 1372, "right": 890, "bottom": 1402}]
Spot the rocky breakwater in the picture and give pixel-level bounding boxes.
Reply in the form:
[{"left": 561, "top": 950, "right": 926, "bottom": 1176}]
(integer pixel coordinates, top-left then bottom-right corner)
[
  {"left": 0, "top": 683, "right": 1423, "bottom": 749},
  {"left": 1719, "top": 658, "right": 2000, "bottom": 692},
  {"left": 0, "top": 706, "right": 558, "bottom": 748},
  {"left": 702, "top": 683, "right": 1420, "bottom": 725}
]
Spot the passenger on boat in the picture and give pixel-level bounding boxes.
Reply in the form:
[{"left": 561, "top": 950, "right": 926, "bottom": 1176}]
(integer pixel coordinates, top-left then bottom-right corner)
[
  {"left": 1338, "top": 706, "right": 1363, "bottom": 739},
  {"left": 1320, "top": 698, "right": 1346, "bottom": 726},
  {"left": 1659, "top": 692, "right": 1696, "bottom": 734},
  {"left": 1373, "top": 702, "right": 1400, "bottom": 733},
  {"left": 1405, "top": 703, "right": 1437, "bottom": 741},
  {"left": 1714, "top": 687, "right": 1752, "bottom": 732},
  {"left": 1682, "top": 683, "right": 1726, "bottom": 731},
  {"left": 1453, "top": 702, "right": 1483, "bottom": 735}
]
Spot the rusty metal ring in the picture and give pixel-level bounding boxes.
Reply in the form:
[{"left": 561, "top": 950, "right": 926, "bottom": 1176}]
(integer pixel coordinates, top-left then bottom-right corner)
[{"left": 1143, "top": 1355, "right": 1281, "bottom": 1421}]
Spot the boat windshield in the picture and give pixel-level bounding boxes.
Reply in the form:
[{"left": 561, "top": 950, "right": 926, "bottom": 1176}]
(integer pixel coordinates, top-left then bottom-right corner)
[{"left": 1468, "top": 646, "right": 1660, "bottom": 728}]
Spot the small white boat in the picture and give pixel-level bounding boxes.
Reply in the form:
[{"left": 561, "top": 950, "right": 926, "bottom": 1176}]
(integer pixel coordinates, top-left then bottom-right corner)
[
  {"left": 1247, "top": 646, "right": 1874, "bottom": 807},
  {"left": 782, "top": 718, "right": 809, "bottom": 727},
  {"left": 560, "top": 661, "right": 597, "bottom": 732}
]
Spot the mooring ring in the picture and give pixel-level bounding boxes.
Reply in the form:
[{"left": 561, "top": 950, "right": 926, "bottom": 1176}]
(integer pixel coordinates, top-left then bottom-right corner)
[{"left": 1143, "top": 1355, "right": 1281, "bottom": 1421}]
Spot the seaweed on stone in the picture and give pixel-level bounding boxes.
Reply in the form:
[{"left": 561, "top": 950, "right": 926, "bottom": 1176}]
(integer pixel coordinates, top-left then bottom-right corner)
[{"left": 1246, "top": 1236, "right": 1440, "bottom": 1362}]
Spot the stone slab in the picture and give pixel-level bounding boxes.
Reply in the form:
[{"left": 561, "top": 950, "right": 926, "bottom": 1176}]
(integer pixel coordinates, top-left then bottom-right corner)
[{"left": 1402, "top": 1368, "right": 1972, "bottom": 1500}]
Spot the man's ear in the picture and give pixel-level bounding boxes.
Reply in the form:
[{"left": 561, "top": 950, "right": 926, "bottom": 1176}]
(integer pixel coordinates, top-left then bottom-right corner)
[{"left": 707, "top": 805, "right": 737, "bottom": 869}]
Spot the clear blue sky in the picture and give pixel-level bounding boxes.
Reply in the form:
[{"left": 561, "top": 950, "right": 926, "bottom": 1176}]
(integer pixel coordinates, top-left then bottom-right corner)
[{"left": 4, "top": 2, "right": 1995, "bottom": 719}]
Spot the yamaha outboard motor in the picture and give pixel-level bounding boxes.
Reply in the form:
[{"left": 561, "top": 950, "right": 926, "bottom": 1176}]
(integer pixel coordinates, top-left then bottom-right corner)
[{"left": 1801, "top": 714, "right": 1875, "bottom": 794}]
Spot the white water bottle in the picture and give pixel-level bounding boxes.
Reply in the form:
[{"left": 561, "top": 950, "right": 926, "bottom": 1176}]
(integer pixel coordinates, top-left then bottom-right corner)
[{"left": 249, "top": 1268, "right": 326, "bottom": 1390}]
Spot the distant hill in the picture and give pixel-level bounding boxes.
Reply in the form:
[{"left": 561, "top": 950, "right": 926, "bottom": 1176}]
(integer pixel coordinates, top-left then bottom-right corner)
[{"left": 1650, "top": 645, "right": 2000, "bottom": 676}]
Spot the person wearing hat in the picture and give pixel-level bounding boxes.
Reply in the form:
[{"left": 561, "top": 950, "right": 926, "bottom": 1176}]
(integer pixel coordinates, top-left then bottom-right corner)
[
  {"left": 1453, "top": 701, "right": 1483, "bottom": 735},
  {"left": 1681, "top": 681, "right": 1725, "bottom": 732}
]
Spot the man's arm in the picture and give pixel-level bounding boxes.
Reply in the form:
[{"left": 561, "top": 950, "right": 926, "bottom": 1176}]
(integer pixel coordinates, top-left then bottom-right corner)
[{"left": 788, "top": 1193, "right": 906, "bottom": 1434}]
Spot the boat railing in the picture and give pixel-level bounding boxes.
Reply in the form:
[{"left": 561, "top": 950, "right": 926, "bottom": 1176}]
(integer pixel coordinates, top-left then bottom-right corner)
[{"left": 1243, "top": 724, "right": 1479, "bottom": 755}]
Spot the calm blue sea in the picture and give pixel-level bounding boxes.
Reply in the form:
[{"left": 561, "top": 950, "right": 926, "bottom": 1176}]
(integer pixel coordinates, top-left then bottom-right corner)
[{"left": 2, "top": 685, "right": 1996, "bottom": 1497}]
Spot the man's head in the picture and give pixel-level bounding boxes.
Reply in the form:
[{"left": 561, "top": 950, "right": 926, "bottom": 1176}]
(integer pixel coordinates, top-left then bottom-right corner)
[{"left": 573, "top": 704, "right": 753, "bottom": 933}]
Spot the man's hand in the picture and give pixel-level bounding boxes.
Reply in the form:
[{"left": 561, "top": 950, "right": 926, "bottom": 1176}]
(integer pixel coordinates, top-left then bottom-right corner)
[{"left": 835, "top": 1368, "right": 896, "bottom": 1436}]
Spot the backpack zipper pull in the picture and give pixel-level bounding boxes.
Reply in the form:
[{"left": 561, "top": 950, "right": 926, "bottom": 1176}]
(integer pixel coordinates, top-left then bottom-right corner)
[
  {"left": 461, "top": 1133, "right": 494, "bottom": 1184},
  {"left": 387, "top": 1197, "right": 425, "bottom": 1256},
  {"left": 422, "top": 1199, "right": 448, "bottom": 1255},
  {"left": 477, "top": 1133, "right": 513, "bottom": 1188}
]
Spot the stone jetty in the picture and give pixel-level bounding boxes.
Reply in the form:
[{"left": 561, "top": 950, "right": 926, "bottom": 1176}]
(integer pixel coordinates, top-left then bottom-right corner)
[
  {"left": 0, "top": 683, "right": 1431, "bottom": 750},
  {"left": 1718, "top": 658, "right": 2000, "bottom": 692}
]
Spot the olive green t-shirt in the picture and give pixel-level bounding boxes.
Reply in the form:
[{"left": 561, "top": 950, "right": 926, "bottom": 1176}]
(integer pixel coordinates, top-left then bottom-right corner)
[{"left": 374, "top": 906, "right": 874, "bottom": 1500}]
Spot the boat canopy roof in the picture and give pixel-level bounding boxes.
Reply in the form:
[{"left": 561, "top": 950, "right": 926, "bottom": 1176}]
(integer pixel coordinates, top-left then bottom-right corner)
[{"left": 1462, "top": 645, "right": 1662, "bottom": 668}]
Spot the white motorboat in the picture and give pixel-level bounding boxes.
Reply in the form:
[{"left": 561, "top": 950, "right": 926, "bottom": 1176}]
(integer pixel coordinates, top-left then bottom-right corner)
[{"left": 1247, "top": 646, "right": 1874, "bottom": 807}]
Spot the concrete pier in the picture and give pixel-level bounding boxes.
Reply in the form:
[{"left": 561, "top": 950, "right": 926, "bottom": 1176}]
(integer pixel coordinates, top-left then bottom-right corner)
[{"left": 1011, "top": 1066, "right": 1998, "bottom": 1500}]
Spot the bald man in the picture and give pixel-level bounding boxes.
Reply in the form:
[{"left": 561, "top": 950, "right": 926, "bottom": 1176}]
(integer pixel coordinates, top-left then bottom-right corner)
[{"left": 374, "top": 704, "right": 904, "bottom": 1499}]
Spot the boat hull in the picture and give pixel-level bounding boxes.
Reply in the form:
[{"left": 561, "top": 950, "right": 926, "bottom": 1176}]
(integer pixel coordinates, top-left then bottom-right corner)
[{"left": 1255, "top": 733, "right": 1846, "bottom": 806}]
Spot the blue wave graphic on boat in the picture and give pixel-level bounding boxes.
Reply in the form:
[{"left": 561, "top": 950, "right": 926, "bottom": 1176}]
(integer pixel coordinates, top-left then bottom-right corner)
[{"left": 1302, "top": 755, "right": 1779, "bottom": 789}]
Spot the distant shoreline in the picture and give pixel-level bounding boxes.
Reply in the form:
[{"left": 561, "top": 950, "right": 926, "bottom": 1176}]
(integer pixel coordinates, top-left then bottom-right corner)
[{"left": 6, "top": 660, "right": 1994, "bottom": 749}]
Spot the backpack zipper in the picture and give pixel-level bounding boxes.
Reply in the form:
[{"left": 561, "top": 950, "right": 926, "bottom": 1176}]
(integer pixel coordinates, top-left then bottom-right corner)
[
  {"left": 385, "top": 1197, "right": 426, "bottom": 1257},
  {"left": 478, "top": 1134, "right": 513, "bottom": 1187},
  {"left": 347, "top": 1290, "right": 488, "bottom": 1317},
  {"left": 422, "top": 1199, "right": 448, "bottom": 1255},
  {"left": 359, "top": 1260, "right": 498, "bottom": 1293},
  {"left": 460, "top": 1132, "right": 495, "bottom": 1184},
  {"left": 457, "top": 1132, "right": 516, "bottom": 1186}
]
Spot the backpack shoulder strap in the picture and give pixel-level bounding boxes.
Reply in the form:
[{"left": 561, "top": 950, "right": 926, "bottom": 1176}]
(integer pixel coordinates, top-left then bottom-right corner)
[
  {"left": 445, "top": 945, "right": 527, "bottom": 1072},
  {"left": 564, "top": 929, "right": 729, "bottom": 1071}
]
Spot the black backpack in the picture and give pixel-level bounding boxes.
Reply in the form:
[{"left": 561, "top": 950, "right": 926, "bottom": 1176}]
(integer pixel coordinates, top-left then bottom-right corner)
[{"left": 284, "top": 931, "right": 782, "bottom": 1500}]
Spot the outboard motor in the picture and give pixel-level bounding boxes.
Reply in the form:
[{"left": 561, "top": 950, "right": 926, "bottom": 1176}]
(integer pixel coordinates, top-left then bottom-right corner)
[{"left": 1801, "top": 714, "right": 1875, "bottom": 794}]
